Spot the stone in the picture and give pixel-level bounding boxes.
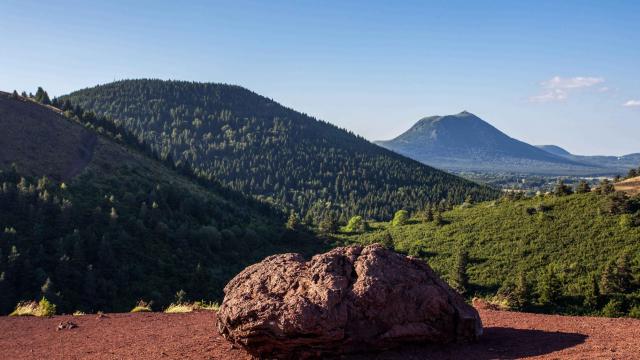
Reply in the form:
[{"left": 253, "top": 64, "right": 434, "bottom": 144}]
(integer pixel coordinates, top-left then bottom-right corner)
[{"left": 216, "top": 244, "right": 482, "bottom": 359}]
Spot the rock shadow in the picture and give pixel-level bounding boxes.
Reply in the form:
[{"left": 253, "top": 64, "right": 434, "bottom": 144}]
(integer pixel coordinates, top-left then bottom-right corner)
[{"left": 343, "top": 327, "right": 587, "bottom": 360}]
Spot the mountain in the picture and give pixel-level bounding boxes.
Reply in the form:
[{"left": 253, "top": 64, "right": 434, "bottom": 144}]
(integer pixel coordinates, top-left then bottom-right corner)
[
  {"left": 0, "top": 91, "right": 323, "bottom": 314},
  {"left": 535, "top": 145, "right": 572, "bottom": 158},
  {"left": 536, "top": 145, "right": 640, "bottom": 174},
  {"left": 376, "top": 112, "right": 605, "bottom": 175},
  {"left": 60, "top": 80, "right": 498, "bottom": 221}
]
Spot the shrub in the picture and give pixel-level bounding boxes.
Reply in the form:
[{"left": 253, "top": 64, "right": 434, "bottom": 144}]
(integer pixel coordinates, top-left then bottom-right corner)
[
  {"left": 602, "top": 298, "right": 625, "bottom": 318},
  {"left": 629, "top": 305, "right": 640, "bottom": 319},
  {"left": 164, "top": 300, "right": 220, "bottom": 313},
  {"left": 130, "top": 300, "right": 152, "bottom": 313},
  {"left": 344, "top": 215, "right": 369, "bottom": 233},
  {"left": 390, "top": 210, "right": 409, "bottom": 227},
  {"left": 9, "top": 297, "right": 56, "bottom": 317},
  {"left": 197, "top": 301, "right": 220, "bottom": 311},
  {"left": 9, "top": 301, "right": 39, "bottom": 316},
  {"left": 164, "top": 303, "right": 194, "bottom": 313},
  {"left": 72, "top": 311, "right": 86, "bottom": 316}
]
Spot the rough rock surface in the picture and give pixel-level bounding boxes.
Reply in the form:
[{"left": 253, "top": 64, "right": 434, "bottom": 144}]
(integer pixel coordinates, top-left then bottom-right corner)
[{"left": 216, "top": 244, "right": 482, "bottom": 358}]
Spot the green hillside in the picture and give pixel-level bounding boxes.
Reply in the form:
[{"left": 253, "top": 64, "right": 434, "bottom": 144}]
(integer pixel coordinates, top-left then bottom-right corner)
[
  {"left": 60, "top": 79, "right": 498, "bottom": 222},
  {"left": 337, "top": 190, "right": 640, "bottom": 317},
  {"left": 0, "top": 92, "right": 324, "bottom": 315}
]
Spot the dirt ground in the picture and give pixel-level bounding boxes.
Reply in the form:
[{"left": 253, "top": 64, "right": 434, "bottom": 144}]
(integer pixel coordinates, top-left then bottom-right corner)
[{"left": 0, "top": 309, "right": 639, "bottom": 360}]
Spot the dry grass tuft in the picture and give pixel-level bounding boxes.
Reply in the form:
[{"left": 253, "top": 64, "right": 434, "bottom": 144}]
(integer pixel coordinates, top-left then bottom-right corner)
[
  {"left": 164, "top": 303, "right": 194, "bottom": 313},
  {"left": 10, "top": 298, "right": 57, "bottom": 317},
  {"left": 130, "top": 300, "right": 152, "bottom": 313},
  {"left": 164, "top": 301, "right": 221, "bottom": 313}
]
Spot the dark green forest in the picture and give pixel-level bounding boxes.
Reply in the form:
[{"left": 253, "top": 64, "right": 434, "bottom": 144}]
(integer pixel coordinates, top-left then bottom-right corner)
[
  {"left": 0, "top": 164, "right": 323, "bottom": 314},
  {"left": 60, "top": 79, "right": 498, "bottom": 222},
  {"left": 0, "top": 92, "right": 324, "bottom": 314}
]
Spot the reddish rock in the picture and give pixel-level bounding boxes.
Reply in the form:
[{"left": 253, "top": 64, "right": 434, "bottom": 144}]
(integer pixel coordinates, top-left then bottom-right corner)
[{"left": 216, "top": 244, "right": 482, "bottom": 359}]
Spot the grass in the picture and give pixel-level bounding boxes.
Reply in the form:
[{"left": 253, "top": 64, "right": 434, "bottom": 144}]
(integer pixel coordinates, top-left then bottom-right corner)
[
  {"left": 9, "top": 298, "right": 57, "bottom": 317},
  {"left": 130, "top": 300, "right": 152, "bottom": 313},
  {"left": 164, "top": 301, "right": 221, "bottom": 313}
]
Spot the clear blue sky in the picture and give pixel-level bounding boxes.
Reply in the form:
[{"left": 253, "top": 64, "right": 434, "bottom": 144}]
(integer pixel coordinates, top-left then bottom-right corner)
[{"left": 2, "top": 0, "right": 639, "bottom": 155}]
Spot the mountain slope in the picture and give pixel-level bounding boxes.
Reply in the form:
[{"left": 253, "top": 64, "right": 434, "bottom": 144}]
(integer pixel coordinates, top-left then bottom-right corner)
[
  {"left": 0, "top": 92, "right": 323, "bottom": 314},
  {"left": 536, "top": 145, "right": 572, "bottom": 158},
  {"left": 376, "top": 112, "right": 601, "bottom": 175},
  {"left": 60, "top": 80, "right": 498, "bottom": 221},
  {"left": 338, "top": 191, "right": 640, "bottom": 316},
  {"left": 537, "top": 145, "right": 640, "bottom": 173}
]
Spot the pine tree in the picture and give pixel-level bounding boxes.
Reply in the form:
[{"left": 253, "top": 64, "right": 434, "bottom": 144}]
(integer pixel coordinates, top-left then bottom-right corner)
[
  {"left": 425, "top": 205, "right": 434, "bottom": 222},
  {"left": 318, "top": 214, "right": 337, "bottom": 234},
  {"left": 513, "top": 270, "right": 531, "bottom": 310},
  {"left": 583, "top": 274, "right": 601, "bottom": 310},
  {"left": 381, "top": 232, "right": 394, "bottom": 250},
  {"left": 615, "top": 252, "right": 633, "bottom": 293},
  {"left": 538, "top": 268, "right": 562, "bottom": 306},
  {"left": 554, "top": 180, "right": 573, "bottom": 196},
  {"left": 454, "top": 247, "right": 469, "bottom": 294},
  {"left": 596, "top": 179, "right": 615, "bottom": 195},
  {"left": 600, "top": 260, "right": 618, "bottom": 294},
  {"left": 575, "top": 180, "right": 591, "bottom": 194},
  {"left": 286, "top": 212, "right": 300, "bottom": 231},
  {"left": 434, "top": 210, "right": 445, "bottom": 226}
]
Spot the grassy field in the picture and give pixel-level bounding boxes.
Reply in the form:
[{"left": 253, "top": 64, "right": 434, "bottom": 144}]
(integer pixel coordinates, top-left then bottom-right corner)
[{"left": 336, "top": 192, "right": 640, "bottom": 315}]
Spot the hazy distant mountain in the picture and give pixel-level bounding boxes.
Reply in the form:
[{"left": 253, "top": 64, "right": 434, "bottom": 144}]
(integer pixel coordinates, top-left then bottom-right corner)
[
  {"left": 535, "top": 145, "right": 572, "bottom": 158},
  {"left": 536, "top": 145, "right": 640, "bottom": 174},
  {"left": 376, "top": 111, "right": 601, "bottom": 175}
]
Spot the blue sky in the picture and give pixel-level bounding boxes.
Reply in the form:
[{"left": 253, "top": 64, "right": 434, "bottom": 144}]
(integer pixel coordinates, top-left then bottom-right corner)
[{"left": 2, "top": 0, "right": 639, "bottom": 155}]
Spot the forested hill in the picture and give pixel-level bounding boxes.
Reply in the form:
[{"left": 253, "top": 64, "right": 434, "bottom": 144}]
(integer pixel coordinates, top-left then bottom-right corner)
[
  {"left": 0, "top": 91, "right": 323, "bottom": 314},
  {"left": 61, "top": 79, "right": 499, "bottom": 222}
]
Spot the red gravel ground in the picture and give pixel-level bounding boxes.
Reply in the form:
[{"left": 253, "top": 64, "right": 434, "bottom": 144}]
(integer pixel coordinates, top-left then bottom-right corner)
[{"left": 0, "top": 309, "right": 639, "bottom": 359}]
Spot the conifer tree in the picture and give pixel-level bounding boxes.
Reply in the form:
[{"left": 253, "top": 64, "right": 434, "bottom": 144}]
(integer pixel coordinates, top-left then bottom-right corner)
[
  {"left": 575, "top": 180, "right": 591, "bottom": 194},
  {"left": 425, "top": 205, "right": 434, "bottom": 222},
  {"left": 513, "top": 270, "right": 531, "bottom": 310},
  {"left": 538, "top": 268, "right": 562, "bottom": 305},
  {"left": 583, "top": 274, "right": 601, "bottom": 309},
  {"left": 454, "top": 247, "right": 469, "bottom": 294},
  {"left": 600, "top": 260, "right": 618, "bottom": 294},
  {"left": 381, "top": 232, "right": 394, "bottom": 250},
  {"left": 286, "top": 212, "right": 300, "bottom": 231}
]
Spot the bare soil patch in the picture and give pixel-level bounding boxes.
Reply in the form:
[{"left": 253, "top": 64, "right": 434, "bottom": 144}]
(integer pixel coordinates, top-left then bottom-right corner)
[
  {"left": 0, "top": 309, "right": 638, "bottom": 359},
  {"left": 615, "top": 176, "right": 640, "bottom": 196}
]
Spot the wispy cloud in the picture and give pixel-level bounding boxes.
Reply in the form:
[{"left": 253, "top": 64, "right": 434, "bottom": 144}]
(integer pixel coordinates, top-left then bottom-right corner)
[
  {"left": 623, "top": 100, "right": 640, "bottom": 107},
  {"left": 529, "top": 76, "right": 605, "bottom": 103}
]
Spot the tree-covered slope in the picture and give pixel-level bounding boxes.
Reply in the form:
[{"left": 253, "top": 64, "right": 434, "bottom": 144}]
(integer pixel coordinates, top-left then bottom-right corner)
[
  {"left": 60, "top": 80, "right": 498, "bottom": 222},
  {"left": 0, "top": 91, "right": 324, "bottom": 314},
  {"left": 337, "top": 191, "right": 640, "bottom": 316}
]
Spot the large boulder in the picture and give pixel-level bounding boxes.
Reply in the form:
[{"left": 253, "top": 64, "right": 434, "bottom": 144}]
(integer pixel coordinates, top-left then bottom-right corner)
[{"left": 216, "top": 244, "right": 482, "bottom": 359}]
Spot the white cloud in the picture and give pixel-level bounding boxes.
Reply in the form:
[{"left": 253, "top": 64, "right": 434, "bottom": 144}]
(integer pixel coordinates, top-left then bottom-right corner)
[
  {"left": 623, "top": 100, "right": 640, "bottom": 107},
  {"left": 529, "top": 76, "right": 605, "bottom": 103}
]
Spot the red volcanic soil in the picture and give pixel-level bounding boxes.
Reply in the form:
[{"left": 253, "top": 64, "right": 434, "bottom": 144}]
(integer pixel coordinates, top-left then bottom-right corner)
[{"left": 1, "top": 309, "right": 639, "bottom": 360}]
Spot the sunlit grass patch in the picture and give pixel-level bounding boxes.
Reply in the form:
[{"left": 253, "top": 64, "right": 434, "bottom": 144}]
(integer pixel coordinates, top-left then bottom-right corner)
[
  {"left": 130, "top": 300, "right": 152, "bottom": 313},
  {"left": 10, "top": 298, "right": 57, "bottom": 317},
  {"left": 164, "top": 301, "right": 221, "bottom": 313}
]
